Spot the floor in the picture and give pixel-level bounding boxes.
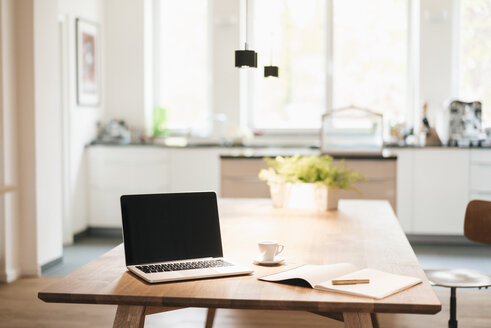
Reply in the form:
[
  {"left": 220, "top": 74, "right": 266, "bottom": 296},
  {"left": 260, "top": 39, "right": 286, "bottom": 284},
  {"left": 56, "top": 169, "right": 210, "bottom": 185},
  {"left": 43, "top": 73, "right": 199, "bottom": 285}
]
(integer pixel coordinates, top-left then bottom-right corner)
[{"left": 9, "top": 235, "right": 490, "bottom": 327}]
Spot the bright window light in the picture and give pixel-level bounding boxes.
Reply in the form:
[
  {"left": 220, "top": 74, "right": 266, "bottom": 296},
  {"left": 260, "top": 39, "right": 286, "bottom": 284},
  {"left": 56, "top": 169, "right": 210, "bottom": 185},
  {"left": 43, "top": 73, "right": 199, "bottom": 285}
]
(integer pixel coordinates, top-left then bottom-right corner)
[
  {"left": 155, "top": 0, "right": 210, "bottom": 133},
  {"left": 332, "top": 0, "right": 408, "bottom": 120},
  {"left": 459, "top": 0, "right": 491, "bottom": 128},
  {"left": 250, "top": 0, "right": 408, "bottom": 131},
  {"left": 250, "top": 0, "right": 327, "bottom": 131}
]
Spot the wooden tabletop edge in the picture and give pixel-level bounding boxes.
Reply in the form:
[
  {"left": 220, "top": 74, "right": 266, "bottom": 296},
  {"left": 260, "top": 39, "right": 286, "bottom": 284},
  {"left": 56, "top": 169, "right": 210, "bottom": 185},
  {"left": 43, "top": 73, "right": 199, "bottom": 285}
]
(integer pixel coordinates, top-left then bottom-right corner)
[{"left": 37, "top": 291, "right": 442, "bottom": 314}]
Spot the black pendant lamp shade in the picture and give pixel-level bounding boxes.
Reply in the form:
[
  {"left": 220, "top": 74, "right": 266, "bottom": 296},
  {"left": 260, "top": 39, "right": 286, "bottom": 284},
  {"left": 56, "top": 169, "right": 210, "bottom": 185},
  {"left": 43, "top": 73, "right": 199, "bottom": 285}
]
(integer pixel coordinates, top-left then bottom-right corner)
[
  {"left": 264, "top": 65, "right": 279, "bottom": 77},
  {"left": 235, "top": 0, "right": 257, "bottom": 69},
  {"left": 235, "top": 49, "right": 257, "bottom": 68}
]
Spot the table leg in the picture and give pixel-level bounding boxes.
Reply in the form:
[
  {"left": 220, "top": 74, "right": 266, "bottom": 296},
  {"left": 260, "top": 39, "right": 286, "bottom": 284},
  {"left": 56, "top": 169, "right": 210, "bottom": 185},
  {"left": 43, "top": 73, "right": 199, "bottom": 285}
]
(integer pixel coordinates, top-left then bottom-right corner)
[
  {"left": 370, "top": 313, "right": 379, "bottom": 328},
  {"left": 113, "top": 305, "right": 146, "bottom": 328},
  {"left": 343, "top": 312, "right": 373, "bottom": 328},
  {"left": 205, "top": 308, "right": 217, "bottom": 328}
]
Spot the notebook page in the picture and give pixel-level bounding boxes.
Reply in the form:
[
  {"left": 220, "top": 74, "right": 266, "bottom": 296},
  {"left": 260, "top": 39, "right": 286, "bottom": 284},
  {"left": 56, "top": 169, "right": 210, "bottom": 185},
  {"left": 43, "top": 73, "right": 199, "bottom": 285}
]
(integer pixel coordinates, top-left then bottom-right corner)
[
  {"left": 315, "top": 268, "right": 422, "bottom": 299},
  {"left": 260, "top": 263, "right": 358, "bottom": 287}
]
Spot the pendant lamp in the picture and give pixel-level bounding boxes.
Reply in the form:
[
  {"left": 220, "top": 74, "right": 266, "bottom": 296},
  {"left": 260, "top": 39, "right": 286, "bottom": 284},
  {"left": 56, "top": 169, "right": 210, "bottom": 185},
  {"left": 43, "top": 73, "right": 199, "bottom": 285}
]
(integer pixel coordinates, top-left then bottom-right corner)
[
  {"left": 235, "top": 0, "right": 257, "bottom": 68},
  {"left": 264, "top": 65, "right": 279, "bottom": 77},
  {"left": 264, "top": 34, "right": 278, "bottom": 77}
]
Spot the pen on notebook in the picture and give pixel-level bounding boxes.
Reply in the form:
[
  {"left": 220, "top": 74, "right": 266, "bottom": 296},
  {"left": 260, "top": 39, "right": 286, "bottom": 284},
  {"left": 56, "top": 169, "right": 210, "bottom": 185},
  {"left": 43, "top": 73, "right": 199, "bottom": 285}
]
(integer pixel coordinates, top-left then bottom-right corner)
[{"left": 331, "top": 279, "right": 370, "bottom": 285}]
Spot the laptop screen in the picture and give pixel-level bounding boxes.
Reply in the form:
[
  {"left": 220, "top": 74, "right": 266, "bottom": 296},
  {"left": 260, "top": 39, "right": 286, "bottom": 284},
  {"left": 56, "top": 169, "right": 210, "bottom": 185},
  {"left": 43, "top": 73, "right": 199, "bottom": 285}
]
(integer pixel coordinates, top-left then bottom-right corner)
[{"left": 120, "top": 192, "right": 223, "bottom": 266}]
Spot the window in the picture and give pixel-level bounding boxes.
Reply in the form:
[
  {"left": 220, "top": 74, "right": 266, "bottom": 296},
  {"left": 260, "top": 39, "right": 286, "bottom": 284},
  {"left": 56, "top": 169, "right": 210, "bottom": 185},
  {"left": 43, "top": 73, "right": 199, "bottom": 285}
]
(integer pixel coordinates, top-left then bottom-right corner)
[
  {"left": 250, "top": 0, "right": 327, "bottom": 131},
  {"left": 332, "top": 0, "right": 407, "bottom": 119},
  {"left": 459, "top": 0, "right": 491, "bottom": 127},
  {"left": 154, "top": 0, "right": 210, "bottom": 133},
  {"left": 249, "top": 0, "right": 408, "bottom": 131}
]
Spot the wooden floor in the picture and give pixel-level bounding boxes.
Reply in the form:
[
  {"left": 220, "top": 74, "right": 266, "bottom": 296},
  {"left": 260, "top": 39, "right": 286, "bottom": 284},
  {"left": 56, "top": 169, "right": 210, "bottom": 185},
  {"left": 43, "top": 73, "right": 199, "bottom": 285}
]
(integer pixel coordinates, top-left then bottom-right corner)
[{"left": 1, "top": 277, "right": 490, "bottom": 327}]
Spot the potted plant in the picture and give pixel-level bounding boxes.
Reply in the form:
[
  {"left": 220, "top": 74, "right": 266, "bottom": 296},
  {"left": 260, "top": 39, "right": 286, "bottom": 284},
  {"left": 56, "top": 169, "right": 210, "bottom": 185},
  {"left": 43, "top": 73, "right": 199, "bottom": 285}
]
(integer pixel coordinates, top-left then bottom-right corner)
[{"left": 258, "top": 155, "right": 365, "bottom": 210}]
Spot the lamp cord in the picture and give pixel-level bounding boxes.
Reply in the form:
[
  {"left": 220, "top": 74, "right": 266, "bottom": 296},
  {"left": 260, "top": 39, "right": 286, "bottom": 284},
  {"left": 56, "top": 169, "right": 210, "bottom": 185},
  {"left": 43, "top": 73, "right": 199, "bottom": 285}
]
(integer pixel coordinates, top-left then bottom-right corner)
[{"left": 245, "top": 0, "right": 248, "bottom": 50}]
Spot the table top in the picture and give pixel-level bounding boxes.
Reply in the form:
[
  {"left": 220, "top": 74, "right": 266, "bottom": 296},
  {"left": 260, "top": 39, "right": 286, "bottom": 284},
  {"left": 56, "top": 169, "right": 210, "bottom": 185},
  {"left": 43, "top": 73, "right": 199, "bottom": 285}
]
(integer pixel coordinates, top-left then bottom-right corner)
[{"left": 39, "top": 199, "right": 441, "bottom": 314}]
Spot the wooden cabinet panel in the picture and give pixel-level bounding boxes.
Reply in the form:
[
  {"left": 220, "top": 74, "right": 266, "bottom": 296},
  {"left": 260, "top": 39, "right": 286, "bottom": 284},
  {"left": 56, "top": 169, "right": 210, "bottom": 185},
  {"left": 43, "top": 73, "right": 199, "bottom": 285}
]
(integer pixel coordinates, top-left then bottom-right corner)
[
  {"left": 333, "top": 159, "right": 397, "bottom": 211},
  {"left": 220, "top": 157, "right": 397, "bottom": 210},
  {"left": 220, "top": 159, "right": 269, "bottom": 198}
]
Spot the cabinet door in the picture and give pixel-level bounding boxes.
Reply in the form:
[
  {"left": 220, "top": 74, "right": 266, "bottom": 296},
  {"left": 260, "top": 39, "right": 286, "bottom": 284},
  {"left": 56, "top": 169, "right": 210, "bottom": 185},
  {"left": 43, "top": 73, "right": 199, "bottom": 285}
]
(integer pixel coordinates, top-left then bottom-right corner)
[
  {"left": 412, "top": 149, "right": 470, "bottom": 235},
  {"left": 88, "top": 146, "right": 170, "bottom": 227},
  {"left": 333, "top": 159, "right": 397, "bottom": 211},
  {"left": 170, "top": 149, "right": 221, "bottom": 193},
  {"left": 220, "top": 158, "right": 270, "bottom": 198},
  {"left": 470, "top": 149, "right": 491, "bottom": 193}
]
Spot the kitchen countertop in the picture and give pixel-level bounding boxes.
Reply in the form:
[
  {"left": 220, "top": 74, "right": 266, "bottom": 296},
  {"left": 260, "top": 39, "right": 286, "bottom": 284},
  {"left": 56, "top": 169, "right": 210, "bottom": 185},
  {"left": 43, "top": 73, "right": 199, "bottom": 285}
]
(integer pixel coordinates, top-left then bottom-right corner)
[{"left": 88, "top": 142, "right": 399, "bottom": 159}]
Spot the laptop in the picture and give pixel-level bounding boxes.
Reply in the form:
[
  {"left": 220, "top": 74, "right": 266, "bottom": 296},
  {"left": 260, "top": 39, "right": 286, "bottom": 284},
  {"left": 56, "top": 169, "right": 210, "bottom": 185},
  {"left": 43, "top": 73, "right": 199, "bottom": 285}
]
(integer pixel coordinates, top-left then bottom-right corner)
[{"left": 120, "top": 191, "right": 253, "bottom": 283}]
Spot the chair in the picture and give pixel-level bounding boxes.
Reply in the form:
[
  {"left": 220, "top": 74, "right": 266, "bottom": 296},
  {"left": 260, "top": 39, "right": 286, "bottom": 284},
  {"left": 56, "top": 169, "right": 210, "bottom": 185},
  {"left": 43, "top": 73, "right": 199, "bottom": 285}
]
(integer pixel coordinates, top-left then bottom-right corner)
[{"left": 425, "top": 200, "right": 491, "bottom": 328}]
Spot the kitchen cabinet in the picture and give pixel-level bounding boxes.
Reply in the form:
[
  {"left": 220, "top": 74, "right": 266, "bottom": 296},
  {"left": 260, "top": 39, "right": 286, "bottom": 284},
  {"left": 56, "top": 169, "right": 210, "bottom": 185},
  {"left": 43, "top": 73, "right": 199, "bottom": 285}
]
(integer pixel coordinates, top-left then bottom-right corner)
[
  {"left": 221, "top": 157, "right": 397, "bottom": 210},
  {"left": 332, "top": 159, "right": 397, "bottom": 211},
  {"left": 86, "top": 145, "right": 489, "bottom": 236},
  {"left": 396, "top": 148, "right": 470, "bottom": 235},
  {"left": 87, "top": 146, "right": 222, "bottom": 228},
  {"left": 169, "top": 148, "right": 221, "bottom": 193},
  {"left": 221, "top": 158, "right": 269, "bottom": 198},
  {"left": 88, "top": 146, "right": 171, "bottom": 227},
  {"left": 469, "top": 150, "right": 491, "bottom": 201}
]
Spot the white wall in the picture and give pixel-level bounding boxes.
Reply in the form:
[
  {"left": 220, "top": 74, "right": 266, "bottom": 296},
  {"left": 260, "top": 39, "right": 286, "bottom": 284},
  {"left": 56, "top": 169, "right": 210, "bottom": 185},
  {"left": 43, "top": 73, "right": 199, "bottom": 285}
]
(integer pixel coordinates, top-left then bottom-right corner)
[
  {"left": 0, "top": 0, "right": 70, "bottom": 281},
  {"left": 211, "top": 0, "right": 241, "bottom": 129},
  {"left": 419, "top": 0, "right": 458, "bottom": 142},
  {"left": 34, "top": 0, "right": 64, "bottom": 266},
  {"left": 58, "top": 0, "right": 104, "bottom": 241},
  {"left": 15, "top": 0, "right": 39, "bottom": 277},
  {"left": 0, "top": 0, "right": 20, "bottom": 283},
  {"left": 104, "top": 0, "right": 147, "bottom": 131}
]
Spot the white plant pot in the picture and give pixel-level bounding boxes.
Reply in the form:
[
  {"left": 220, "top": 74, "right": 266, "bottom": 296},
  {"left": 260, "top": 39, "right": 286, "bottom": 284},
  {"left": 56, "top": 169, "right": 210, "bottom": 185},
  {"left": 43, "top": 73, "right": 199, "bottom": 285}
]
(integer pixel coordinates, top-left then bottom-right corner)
[
  {"left": 269, "top": 182, "right": 339, "bottom": 211},
  {"left": 268, "top": 182, "right": 292, "bottom": 208}
]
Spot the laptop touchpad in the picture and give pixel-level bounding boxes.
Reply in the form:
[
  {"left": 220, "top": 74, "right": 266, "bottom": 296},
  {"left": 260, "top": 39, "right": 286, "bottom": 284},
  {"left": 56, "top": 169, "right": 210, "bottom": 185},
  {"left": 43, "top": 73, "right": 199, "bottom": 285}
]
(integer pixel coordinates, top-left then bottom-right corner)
[{"left": 179, "top": 268, "right": 217, "bottom": 277}]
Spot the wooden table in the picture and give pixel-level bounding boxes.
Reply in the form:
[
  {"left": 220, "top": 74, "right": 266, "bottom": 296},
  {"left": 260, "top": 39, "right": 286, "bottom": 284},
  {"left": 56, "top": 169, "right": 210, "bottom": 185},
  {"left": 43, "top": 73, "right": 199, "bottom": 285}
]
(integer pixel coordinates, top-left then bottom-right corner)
[{"left": 39, "top": 199, "right": 441, "bottom": 327}]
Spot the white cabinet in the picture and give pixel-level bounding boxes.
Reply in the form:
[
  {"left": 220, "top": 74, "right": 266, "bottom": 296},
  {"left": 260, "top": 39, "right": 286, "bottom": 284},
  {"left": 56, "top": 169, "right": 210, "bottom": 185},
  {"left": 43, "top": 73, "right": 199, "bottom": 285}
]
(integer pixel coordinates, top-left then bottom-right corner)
[
  {"left": 396, "top": 149, "right": 470, "bottom": 235},
  {"left": 87, "top": 146, "right": 222, "bottom": 228},
  {"left": 88, "top": 146, "right": 171, "bottom": 227},
  {"left": 170, "top": 148, "right": 221, "bottom": 194},
  {"left": 469, "top": 150, "right": 491, "bottom": 201},
  {"left": 412, "top": 149, "right": 469, "bottom": 234}
]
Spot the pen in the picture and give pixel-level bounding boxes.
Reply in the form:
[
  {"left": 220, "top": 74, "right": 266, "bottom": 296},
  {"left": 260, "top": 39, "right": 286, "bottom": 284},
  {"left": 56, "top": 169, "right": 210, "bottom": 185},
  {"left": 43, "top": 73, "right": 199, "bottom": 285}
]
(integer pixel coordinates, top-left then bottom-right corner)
[{"left": 332, "top": 279, "right": 370, "bottom": 285}]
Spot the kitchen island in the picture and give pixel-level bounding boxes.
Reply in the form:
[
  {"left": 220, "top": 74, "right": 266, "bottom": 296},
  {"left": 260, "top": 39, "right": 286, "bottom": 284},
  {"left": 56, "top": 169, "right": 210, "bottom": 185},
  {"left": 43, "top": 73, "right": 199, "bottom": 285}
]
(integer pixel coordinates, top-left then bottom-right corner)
[{"left": 83, "top": 144, "right": 490, "bottom": 239}]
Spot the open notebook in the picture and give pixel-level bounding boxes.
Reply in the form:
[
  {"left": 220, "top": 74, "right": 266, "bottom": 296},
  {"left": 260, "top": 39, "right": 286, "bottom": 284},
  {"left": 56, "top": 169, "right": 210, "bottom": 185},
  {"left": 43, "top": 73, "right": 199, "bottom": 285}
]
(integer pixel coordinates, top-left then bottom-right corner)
[{"left": 259, "top": 263, "right": 422, "bottom": 299}]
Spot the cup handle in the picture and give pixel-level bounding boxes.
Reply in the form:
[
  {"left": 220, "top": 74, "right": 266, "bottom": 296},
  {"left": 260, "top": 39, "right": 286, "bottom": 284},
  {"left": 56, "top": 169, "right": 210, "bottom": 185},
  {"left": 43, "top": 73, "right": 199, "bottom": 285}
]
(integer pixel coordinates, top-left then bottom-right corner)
[{"left": 276, "top": 244, "right": 284, "bottom": 255}]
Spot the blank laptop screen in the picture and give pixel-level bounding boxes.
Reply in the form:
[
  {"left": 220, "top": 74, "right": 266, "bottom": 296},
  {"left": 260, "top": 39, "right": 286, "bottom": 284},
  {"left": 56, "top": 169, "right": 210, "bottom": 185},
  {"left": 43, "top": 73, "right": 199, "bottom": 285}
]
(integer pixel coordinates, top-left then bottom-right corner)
[{"left": 120, "top": 192, "right": 223, "bottom": 266}]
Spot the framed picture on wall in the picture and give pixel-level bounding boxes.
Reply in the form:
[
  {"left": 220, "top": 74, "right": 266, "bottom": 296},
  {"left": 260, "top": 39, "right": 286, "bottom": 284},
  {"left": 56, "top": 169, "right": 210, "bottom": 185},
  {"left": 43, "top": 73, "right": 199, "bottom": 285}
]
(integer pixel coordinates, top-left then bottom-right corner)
[{"left": 76, "top": 18, "right": 100, "bottom": 106}]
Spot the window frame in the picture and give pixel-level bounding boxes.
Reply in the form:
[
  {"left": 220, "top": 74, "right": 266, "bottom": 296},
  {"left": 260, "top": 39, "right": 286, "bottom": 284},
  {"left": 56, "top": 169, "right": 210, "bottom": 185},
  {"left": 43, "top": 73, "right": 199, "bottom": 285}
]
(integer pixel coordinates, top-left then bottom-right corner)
[{"left": 245, "top": 0, "right": 413, "bottom": 136}]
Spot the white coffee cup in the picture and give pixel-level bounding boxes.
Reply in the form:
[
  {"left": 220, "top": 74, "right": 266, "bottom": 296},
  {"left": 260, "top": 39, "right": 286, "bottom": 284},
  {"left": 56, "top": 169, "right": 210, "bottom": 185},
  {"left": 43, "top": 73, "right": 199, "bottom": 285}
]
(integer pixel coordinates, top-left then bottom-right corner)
[{"left": 258, "top": 240, "right": 284, "bottom": 261}]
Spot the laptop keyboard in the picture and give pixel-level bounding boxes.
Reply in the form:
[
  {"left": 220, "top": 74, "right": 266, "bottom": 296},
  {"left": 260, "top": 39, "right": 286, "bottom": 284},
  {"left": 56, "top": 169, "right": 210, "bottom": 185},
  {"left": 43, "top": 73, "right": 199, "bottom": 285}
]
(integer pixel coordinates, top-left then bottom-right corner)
[{"left": 136, "top": 259, "right": 233, "bottom": 274}]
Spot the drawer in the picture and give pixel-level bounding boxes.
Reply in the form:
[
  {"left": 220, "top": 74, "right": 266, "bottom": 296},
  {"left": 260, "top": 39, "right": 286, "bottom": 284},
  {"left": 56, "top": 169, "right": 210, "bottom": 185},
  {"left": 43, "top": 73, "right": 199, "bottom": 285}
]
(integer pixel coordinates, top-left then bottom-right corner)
[
  {"left": 221, "top": 159, "right": 268, "bottom": 178},
  {"left": 89, "top": 185, "right": 170, "bottom": 227},
  {"left": 333, "top": 159, "right": 396, "bottom": 180},
  {"left": 470, "top": 149, "right": 491, "bottom": 163},
  {"left": 470, "top": 192, "right": 491, "bottom": 202},
  {"left": 89, "top": 146, "right": 170, "bottom": 164},
  {"left": 90, "top": 162, "right": 170, "bottom": 190},
  {"left": 334, "top": 179, "right": 397, "bottom": 211},
  {"left": 470, "top": 163, "right": 491, "bottom": 191},
  {"left": 221, "top": 178, "right": 270, "bottom": 198}
]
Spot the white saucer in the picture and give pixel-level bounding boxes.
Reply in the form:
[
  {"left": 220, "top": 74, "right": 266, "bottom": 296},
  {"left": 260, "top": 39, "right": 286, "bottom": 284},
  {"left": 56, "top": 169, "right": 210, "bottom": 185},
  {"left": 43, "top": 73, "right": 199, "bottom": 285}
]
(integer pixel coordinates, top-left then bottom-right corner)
[{"left": 253, "top": 256, "right": 286, "bottom": 265}]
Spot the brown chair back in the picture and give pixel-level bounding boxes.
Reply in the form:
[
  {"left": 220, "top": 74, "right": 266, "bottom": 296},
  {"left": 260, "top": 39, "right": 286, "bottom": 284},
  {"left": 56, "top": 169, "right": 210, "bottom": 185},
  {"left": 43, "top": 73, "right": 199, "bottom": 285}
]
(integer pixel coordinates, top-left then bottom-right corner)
[{"left": 464, "top": 200, "right": 491, "bottom": 245}]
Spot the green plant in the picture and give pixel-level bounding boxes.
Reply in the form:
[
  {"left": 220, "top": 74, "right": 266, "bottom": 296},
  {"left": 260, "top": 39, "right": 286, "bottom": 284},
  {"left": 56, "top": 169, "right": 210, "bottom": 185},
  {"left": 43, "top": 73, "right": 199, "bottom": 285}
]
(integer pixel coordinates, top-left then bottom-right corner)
[{"left": 258, "top": 155, "right": 366, "bottom": 191}]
